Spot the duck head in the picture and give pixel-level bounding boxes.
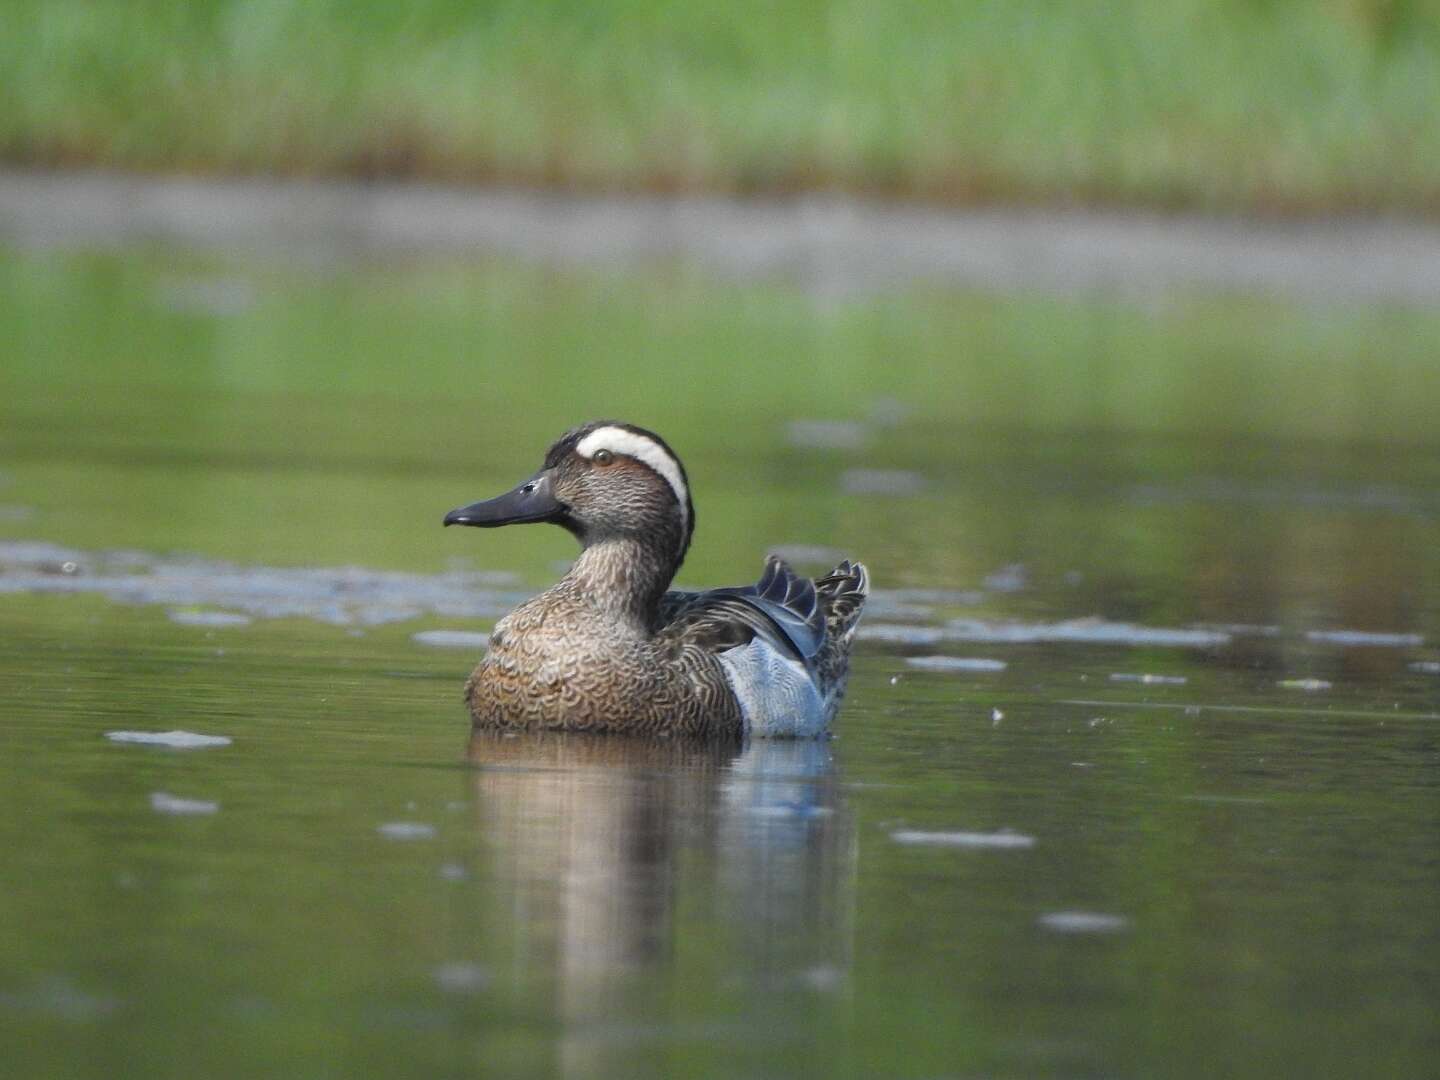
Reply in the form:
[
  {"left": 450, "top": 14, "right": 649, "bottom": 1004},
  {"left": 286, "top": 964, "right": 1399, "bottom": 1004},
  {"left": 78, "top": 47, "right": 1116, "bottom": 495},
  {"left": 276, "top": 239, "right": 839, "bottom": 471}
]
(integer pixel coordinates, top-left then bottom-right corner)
[{"left": 444, "top": 421, "right": 695, "bottom": 565}]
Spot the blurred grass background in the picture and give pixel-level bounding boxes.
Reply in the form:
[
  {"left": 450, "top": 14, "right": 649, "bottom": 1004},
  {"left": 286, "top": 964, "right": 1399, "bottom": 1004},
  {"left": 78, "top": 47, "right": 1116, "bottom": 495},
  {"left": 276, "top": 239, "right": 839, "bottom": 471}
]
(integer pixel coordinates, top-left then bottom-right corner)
[
  {"left": 4, "top": 0, "right": 1440, "bottom": 214},
  {"left": 4, "top": 0, "right": 1438, "bottom": 594},
  {"left": 4, "top": 249, "right": 1439, "bottom": 591}
]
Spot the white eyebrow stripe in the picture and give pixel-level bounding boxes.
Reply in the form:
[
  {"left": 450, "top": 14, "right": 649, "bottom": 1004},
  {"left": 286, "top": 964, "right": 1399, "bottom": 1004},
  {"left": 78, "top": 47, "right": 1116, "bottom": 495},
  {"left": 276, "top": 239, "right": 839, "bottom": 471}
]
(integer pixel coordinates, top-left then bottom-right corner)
[{"left": 575, "top": 426, "right": 689, "bottom": 540}]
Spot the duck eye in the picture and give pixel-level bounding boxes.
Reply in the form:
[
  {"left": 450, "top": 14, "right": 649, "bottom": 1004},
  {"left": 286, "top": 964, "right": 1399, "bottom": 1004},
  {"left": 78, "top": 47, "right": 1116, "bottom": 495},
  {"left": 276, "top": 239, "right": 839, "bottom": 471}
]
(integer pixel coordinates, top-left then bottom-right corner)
[{"left": 592, "top": 449, "right": 615, "bottom": 466}]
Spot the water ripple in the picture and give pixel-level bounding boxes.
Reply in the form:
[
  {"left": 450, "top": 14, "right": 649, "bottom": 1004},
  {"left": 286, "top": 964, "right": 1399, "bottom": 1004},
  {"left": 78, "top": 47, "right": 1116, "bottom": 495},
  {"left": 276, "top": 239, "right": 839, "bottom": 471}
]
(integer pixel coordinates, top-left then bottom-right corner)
[{"left": 0, "top": 542, "right": 525, "bottom": 628}]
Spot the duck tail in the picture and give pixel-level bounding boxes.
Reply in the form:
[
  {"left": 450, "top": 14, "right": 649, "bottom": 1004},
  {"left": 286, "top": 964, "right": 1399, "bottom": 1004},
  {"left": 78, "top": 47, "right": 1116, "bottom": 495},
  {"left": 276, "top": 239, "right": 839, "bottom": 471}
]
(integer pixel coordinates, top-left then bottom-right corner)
[
  {"left": 813, "top": 560, "right": 869, "bottom": 720},
  {"left": 815, "top": 559, "right": 869, "bottom": 643}
]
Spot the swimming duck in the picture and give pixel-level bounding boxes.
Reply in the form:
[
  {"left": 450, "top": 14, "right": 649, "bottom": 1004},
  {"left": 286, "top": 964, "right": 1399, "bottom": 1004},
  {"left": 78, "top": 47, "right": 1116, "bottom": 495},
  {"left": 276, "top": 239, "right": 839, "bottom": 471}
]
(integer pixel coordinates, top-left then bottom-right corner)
[{"left": 443, "top": 421, "right": 868, "bottom": 739}]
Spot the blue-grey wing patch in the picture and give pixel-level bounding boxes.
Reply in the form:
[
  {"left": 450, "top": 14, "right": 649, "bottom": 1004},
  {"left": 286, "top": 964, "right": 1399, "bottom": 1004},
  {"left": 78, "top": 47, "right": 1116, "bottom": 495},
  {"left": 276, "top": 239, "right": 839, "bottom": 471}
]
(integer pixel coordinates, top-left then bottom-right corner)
[
  {"left": 657, "top": 557, "right": 825, "bottom": 667},
  {"left": 746, "top": 556, "right": 823, "bottom": 661}
]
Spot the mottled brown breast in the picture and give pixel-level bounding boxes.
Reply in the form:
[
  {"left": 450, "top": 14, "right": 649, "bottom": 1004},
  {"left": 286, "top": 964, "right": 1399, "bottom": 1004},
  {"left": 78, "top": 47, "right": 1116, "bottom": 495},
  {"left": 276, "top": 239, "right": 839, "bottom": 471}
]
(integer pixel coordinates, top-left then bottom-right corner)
[{"left": 465, "top": 592, "right": 742, "bottom": 738}]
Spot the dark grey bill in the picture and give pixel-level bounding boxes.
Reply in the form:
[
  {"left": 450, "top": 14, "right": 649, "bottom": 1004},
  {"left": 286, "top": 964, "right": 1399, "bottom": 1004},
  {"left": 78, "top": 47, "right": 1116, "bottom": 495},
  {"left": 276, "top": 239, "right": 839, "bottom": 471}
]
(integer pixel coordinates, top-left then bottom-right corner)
[{"left": 443, "top": 470, "right": 565, "bottom": 528}]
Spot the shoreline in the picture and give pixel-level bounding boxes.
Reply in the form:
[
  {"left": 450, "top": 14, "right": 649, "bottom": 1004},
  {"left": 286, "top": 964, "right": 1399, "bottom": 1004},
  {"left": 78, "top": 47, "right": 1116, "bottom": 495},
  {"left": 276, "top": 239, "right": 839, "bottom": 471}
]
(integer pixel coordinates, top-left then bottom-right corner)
[{"left": 3, "top": 168, "right": 1440, "bottom": 304}]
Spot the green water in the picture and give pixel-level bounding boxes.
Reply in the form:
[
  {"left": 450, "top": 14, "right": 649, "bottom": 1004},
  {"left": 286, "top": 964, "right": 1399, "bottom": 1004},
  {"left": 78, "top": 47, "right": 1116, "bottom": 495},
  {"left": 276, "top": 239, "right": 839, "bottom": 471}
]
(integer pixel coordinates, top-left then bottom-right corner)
[{"left": 2, "top": 246, "right": 1438, "bottom": 1078}]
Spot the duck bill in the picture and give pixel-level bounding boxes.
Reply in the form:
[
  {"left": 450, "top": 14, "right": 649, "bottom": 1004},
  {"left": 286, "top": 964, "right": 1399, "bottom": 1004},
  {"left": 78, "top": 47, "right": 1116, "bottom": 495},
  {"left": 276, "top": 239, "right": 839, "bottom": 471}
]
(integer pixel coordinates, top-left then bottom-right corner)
[{"left": 443, "top": 470, "right": 565, "bottom": 528}]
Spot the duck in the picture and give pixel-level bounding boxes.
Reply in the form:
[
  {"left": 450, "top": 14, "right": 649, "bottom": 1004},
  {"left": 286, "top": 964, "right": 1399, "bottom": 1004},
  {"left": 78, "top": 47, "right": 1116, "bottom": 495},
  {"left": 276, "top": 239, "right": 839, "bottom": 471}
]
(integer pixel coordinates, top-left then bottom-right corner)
[{"left": 443, "top": 421, "right": 868, "bottom": 739}]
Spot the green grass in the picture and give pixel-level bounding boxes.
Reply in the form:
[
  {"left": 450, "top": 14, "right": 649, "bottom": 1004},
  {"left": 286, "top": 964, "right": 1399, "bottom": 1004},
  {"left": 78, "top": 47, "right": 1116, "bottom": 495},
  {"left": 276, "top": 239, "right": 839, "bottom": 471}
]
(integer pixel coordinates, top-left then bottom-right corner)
[{"left": 4, "top": 1, "right": 1440, "bottom": 213}]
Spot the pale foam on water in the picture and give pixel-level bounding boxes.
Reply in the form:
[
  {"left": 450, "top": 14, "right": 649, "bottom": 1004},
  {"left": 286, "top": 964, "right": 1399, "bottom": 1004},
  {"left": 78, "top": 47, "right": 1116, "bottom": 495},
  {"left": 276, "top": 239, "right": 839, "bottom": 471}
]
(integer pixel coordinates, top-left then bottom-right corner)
[
  {"left": 946, "top": 618, "right": 1230, "bottom": 647},
  {"left": 1038, "top": 911, "right": 1130, "bottom": 934},
  {"left": 0, "top": 542, "right": 523, "bottom": 628},
  {"left": 377, "top": 822, "right": 436, "bottom": 840},
  {"left": 1306, "top": 629, "right": 1424, "bottom": 647},
  {"left": 167, "top": 610, "right": 252, "bottom": 627},
  {"left": 150, "top": 792, "right": 219, "bottom": 816},
  {"left": 891, "top": 830, "right": 1035, "bottom": 850},
  {"left": 904, "top": 656, "right": 1007, "bottom": 672},
  {"left": 411, "top": 630, "right": 491, "bottom": 649},
  {"left": 107, "top": 730, "right": 232, "bottom": 748}
]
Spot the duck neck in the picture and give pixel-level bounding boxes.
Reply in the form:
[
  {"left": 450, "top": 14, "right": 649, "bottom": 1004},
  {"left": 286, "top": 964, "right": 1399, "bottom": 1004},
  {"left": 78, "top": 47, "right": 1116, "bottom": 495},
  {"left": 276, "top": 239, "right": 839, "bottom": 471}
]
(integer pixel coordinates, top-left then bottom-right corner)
[{"left": 563, "top": 535, "right": 678, "bottom": 629}]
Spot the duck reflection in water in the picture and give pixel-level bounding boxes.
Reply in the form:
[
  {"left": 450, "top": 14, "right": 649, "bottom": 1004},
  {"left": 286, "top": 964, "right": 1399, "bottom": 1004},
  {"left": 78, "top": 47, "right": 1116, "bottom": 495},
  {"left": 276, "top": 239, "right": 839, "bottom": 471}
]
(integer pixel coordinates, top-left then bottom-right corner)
[{"left": 465, "top": 730, "right": 855, "bottom": 1071}]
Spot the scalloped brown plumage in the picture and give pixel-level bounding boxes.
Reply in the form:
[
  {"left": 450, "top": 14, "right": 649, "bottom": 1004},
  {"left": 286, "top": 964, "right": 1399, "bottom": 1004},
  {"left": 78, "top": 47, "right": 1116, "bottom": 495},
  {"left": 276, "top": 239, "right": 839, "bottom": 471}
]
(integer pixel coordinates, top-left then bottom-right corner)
[{"left": 447, "top": 422, "right": 868, "bottom": 738}]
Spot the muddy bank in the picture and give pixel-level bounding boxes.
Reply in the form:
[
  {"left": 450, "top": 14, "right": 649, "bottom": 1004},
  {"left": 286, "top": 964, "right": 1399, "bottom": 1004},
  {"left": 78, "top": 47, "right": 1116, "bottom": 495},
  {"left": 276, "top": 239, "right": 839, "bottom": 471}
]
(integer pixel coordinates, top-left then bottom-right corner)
[{"left": 3, "top": 169, "right": 1439, "bottom": 304}]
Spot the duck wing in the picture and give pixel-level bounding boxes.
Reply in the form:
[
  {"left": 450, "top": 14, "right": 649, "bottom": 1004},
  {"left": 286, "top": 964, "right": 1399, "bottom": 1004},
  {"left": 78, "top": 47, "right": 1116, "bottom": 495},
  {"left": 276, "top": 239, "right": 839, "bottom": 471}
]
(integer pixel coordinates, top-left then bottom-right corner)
[{"left": 657, "top": 556, "right": 824, "bottom": 666}]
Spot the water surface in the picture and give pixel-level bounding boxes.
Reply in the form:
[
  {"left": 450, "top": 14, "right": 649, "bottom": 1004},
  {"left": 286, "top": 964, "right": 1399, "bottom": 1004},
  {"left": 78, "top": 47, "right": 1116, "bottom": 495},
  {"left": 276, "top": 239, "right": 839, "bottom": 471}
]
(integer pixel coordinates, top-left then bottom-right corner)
[{"left": 2, "top": 245, "right": 1437, "bottom": 1078}]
